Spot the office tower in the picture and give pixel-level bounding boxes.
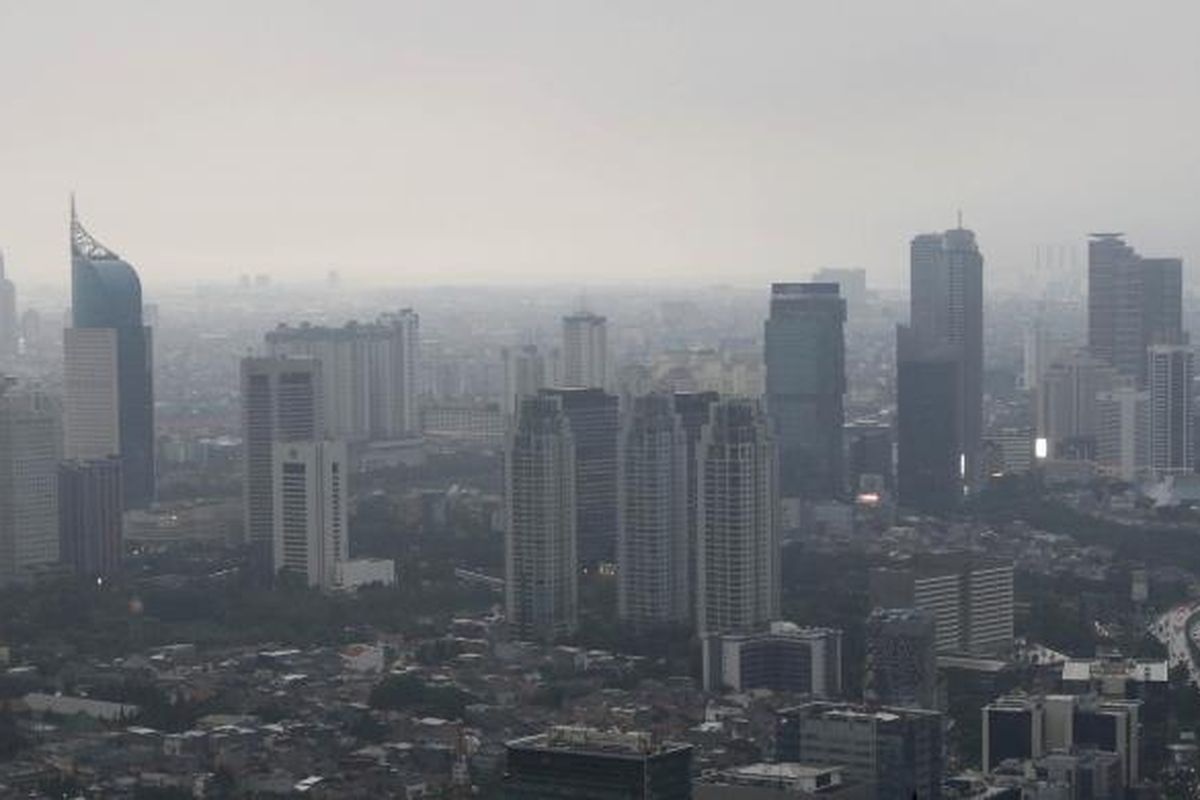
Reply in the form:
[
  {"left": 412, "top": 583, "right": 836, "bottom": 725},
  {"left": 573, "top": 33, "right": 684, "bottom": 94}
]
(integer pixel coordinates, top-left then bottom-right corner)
[
  {"left": 266, "top": 309, "right": 419, "bottom": 441},
  {"left": 69, "top": 203, "right": 155, "bottom": 509},
  {"left": 1147, "top": 344, "right": 1193, "bottom": 476},
  {"left": 242, "top": 357, "right": 323, "bottom": 552},
  {"left": 673, "top": 391, "right": 719, "bottom": 623},
  {"left": 0, "top": 252, "right": 16, "bottom": 359},
  {"left": 63, "top": 328, "right": 120, "bottom": 461},
  {"left": 0, "top": 381, "right": 60, "bottom": 583},
  {"left": 503, "top": 727, "right": 693, "bottom": 800},
  {"left": 618, "top": 394, "right": 690, "bottom": 630},
  {"left": 896, "top": 325, "right": 961, "bottom": 513},
  {"left": 864, "top": 608, "right": 937, "bottom": 709},
  {"left": 870, "top": 555, "right": 1014, "bottom": 656},
  {"left": 1088, "top": 234, "right": 1183, "bottom": 384},
  {"left": 1061, "top": 656, "right": 1168, "bottom": 778},
  {"left": 702, "top": 622, "right": 842, "bottom": 696},
  {"left": 561, "top": 311, "right": 607, "bottom": 389},
  {"left": 812, "top": 267, "right": 867, "bottom": 310},
  {"left": 1022, "top": 317, "right": 1059, "bottom": 391},
  {"left": 777, "top": 702, "right": 944, "bottom": 800},
  {"left": 845, "top": 421, "right": 893, "bottom": 493},
  {"left": 1096, "top": 385, "right": 1149, "bottom": 482},
  {"left": 539, "top": 387, "right": 618, "bottom": 566},
  {"left": 696, "top": 398, "right": 779, "bottom": 635},
  {"left": 502, "top": 344, "right": 547, "bottom": 416},
  {"left": 1037, "top": 349, "right": 1119, "bottom": 461},
  {"left": 909, "top": 227, "right": 984, "bottom": 486},
  {"left": 58, "top": 458, "right": 122, "bottom": 578},
  {"left": 981, "top": 428, "right": 1035, "bottom": 476},
  {"left": 506, "top": 395, "right": 578, "bottom": 641},
  {"left": 20, "top": 309, "right": 42, "bottom": 357},
  {"left": 272, "top": 440, "right": 348, "bottom": 590},
  {"left": 764, "top": 283, "right": 847, "bottom": 499}
]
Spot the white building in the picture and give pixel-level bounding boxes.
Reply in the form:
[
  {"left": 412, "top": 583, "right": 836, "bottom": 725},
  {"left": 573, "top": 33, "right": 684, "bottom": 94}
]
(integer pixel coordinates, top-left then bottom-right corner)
[
  {"left": 561, "top": 312, "right": 607, "bottom": 390},
  {"left": 696, "top": 398, "right": 779, "bottom": 635},
  {"left": 1096, "top": 385, "right": 1149, "bottom": 482},
  {"left": 505, "top": 394, "right": 577, "bottom": 641},
  {"left": 0, "top": 381, "right": 60, "bottom": 583},
  {"left": 272, "top": 441, "right": 348, "bottom": 590},
  {"left": 502, "top": 344, "right": 547, "bottom": 416},
  {"left": 702, "top": 622, "right": 842, "bottom": 695}
]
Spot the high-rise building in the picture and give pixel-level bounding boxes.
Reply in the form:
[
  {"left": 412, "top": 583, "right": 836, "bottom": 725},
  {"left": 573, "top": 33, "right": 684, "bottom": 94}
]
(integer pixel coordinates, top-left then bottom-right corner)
[
  {"left": 561, "top": 312, "right": 608, "bottom": 389},
  {"left": 506, "top": 395, "right": 577, "bottom": 641},
  {"left": 0, "top": 252, "right": 16, "bottom": 360},
  {"left": 812, "top": 267, "right": 867, "bottom": 310},
  {"left": 1088, "top": 234, "right": 1183, "bottom": 385},
  {"left": 502, "top": 344, "right": 547, "bottom": 416},
  {"left": 696, "top": 398, "right": 779, "bottom": 636},
  {"left": 0, "top": 380, "right": 60, "bottom": 583},
  {"left": 864, "top": 608, "right": 937, "bottom": 709},
  {"left": 266, "top": 310, "right": 419, "bottom": 441},
  {"left": 703, "top": 622, "right": 842, "bottom": 696},
  {"left": 1096, "top": 385, "right": 1149, "bottom": 482},
  {"left": 845, "top": 421, "right": 893, "bottom": 493},
  {"left": 777, "top": 702, "right": 944, "bottom": 800},
  {"left": 272, "top": 440, "right": 348, "bottom": 590},
  {"left": 909, "top": 227, "right": 984, "bottom": 486},
  {"left": 540, "top": 387, "right": 619, "bottom": 566},
  {"left": 896, "top": 326, "right": 961, "bottom": 513},
  {"left": 1147, "top": 344, "right": 1193, "bottom": 476},
  {"left": 58, "top": 457, "right": 122, "bottom": 579},
  {"left": 69, "top": 203, "right": 155, "bottom": 509},
  {"left": 618, "top": 394, "right": 690, "bottom": 630},
  {"left": 870, "top": 555, "right": 1014, "bottom": 656},
  {"left": 764, "top": 283, "right": 846, "bottom": 499},
  {"left": 673, "top": 391, "right": 719, "bottom": 621},
  {"left": 1037, "top": 349, "right": 1119, "bottom": 461},
  {"left": 63, "top": 328, "right": 120, "bottom": 462},
  {"left": 242, "top": 357, "right": 323, "bottom": 553},
  {"left": 503, "top": 727, "right": 693, "bottom": 800}
]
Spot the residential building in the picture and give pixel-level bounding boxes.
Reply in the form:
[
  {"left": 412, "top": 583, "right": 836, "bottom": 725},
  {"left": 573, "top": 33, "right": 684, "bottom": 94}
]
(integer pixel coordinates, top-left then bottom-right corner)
[
  {"left": 272, "top": 440, "right": 349, "bottom": 590},
  {"left": 561, "top": 311, "right": 608, "bottom": 390}
]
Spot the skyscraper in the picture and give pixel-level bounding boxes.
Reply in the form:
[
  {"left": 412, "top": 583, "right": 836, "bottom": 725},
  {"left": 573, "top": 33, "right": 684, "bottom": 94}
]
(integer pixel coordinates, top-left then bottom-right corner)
[
  {"left": 1037, "top": 349, "right": 1119, "bottom": 461},
  {"left": 506, "top": 394, "right": 578, "bottom": 641},
  {"left": 0, "top": 380, "right": 60, "bottom": 583},
  {"left": 896, "top": 325, "right": 961, "bottom": 513},
  {"left": 273, "top": 440, "right": 348, "bottom": 590},
  {"left": 1147, "top": 344, "right": 1193, "bottom": 476},
  {"left": 696, "top": 398, "right": 779, "bottom": 636},
  {"left": 617, "top": 394, "right": 690, "bottom": 630},
  {"left": 0, "top": 252, "right": 17, "bottom": 360},
  {"left": 242, "top": 357, "right": 323, "bottom": 554},
  {"left": 764, "top": 283, "right": 847, "bottom": 499},
  {"left": 908, "top": 227, "right": 984, "bottom": 486},
  {"left": 501, "top": 344, "right": 547, "bottom": 416},
  {"left": 68, "top": 202, "right": 155, "bottom": 509},
  {"left": 1088, "top": 234, "right": 1183, "bottom": 385},
  {"left": 673, "top": 391, "right": 719, "bottom": 624},
  {"left": 540, "top": 387, "right": 619, "bottom": 566},
  {"left": 561, "top": 311, "right": 608, "bottom": 389},
  {"left": 58, "top": 457, "right": 123, "bottom": 579},
  {"left": 266, "top": 310, "right": 419, "bottom": 441}
]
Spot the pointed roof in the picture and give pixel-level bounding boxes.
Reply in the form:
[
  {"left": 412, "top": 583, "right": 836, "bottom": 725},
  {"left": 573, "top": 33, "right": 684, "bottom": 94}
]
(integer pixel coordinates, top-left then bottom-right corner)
[{"left": 70, "top": 196, "right": 121, "bottom": 261}]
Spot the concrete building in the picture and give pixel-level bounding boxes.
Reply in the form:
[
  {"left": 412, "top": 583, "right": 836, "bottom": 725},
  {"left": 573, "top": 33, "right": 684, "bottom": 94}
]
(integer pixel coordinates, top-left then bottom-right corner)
[
  {"left": 870, "top": 556, "right": 1014, "bottom": 656},
  {"left": 697, "top": 764, "right": 869, "bottom": 800},
  {"left": 505, "top": 395, "right": 578, "bottom": 641},
  {"left": 0, "top": 252, "right": 16, "bottom": 360},
  {"left": 502, "top": 344, "right": 547, "bottom": 416},
  {"left": 69, "top": 202, "right": 155, "bottom": 509},
  {"left": 696, "top": 399, "right": 779, "bottom": 636},
  {"left": 272, "top": 440, "right": 348, "bottom": 590},
  {"left": 777, "top": 702, "right": 944, "bottom": 800},
  {"left": 1095, "top": 385, "right": 1149, "bottom": 482},
  {"left": 618, "top": 394, "right": 690, "bottom": 630},
  {"left": 503, "top": 727, "right": 692, "bottom": 800},
  {"left": 1037, "top": 349, "right": 1118, "bottom": 462},
  {"left": 896, "top": 326, "right": 961, "bottom": 513},
  {"left": 674, "top": 391, "right": 720, "bottom": 623},
  {"left": 1147, "top": 344, "right": 1193, "bottom": 476},
  {"left": 813, "top": 267, "right": 868, "bottom": 310},
  {"left": 266, "top": 310, "right": 419, "bottom": 441},
  {"left": 764, "top": 282, "right": 847, "bottom": 500},
  {"left": 58, "top": 457, "right": 122, "bottom": 579},
  {"left": 844, "top": 422, "right": 892, "bottom": 494},
  {"left": 864, "top": 608, "right": 937, "bottom": 709},
  {"left": 242, "top": 357, "right": 323, "bottom": 555},
  {"left": 703, "top": 622, "right": 842, "bottom": 696},
  {"left": 421, "top": 400, "right": 507, "bottom": 446},
  {"left": 540, "top": 387, "right": 619, "bottom": 567},
  {"left": 909, "top": 227, "right": 984, "bottom": 487},
  {"left": 561, "top": 311, "right": 608, "bottom": 390},
  {"left": 0, "top": 381, "right": 60, "bottom": 583}
]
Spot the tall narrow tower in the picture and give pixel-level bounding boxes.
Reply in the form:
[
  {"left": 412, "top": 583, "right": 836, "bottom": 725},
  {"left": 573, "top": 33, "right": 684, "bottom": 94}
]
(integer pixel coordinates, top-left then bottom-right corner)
[
  {"left": 68, "top": 201, "right": 155, "bottom": 509},
  {"left": 764, "top": 282, "right": 847, "bottom": 499},
  {"left": 0, "top": 252, "right": 17, "bottom": 360},
  {"left": 561, "top": 312, "right": 608, "bottom": 389},
  {"left": 272, "top": 440, "right": 349, "bottom": 590}
]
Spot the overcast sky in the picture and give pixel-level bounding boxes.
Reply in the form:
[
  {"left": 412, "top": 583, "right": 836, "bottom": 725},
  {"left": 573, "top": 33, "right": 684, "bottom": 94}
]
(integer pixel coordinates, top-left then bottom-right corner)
[{"left": 1, "top": 1, "right": 1198, "bottom": 291}]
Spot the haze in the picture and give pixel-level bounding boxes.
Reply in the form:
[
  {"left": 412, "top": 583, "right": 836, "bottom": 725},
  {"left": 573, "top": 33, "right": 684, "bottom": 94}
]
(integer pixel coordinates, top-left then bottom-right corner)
[{"left": 2, "top": 0, "right": 1198, "bottom": 289}]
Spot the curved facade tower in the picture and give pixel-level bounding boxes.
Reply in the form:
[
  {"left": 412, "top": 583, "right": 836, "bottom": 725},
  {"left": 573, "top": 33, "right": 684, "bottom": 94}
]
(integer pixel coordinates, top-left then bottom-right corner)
[{"left": 68, "top": 202, "right": 155, "bottom": 509}]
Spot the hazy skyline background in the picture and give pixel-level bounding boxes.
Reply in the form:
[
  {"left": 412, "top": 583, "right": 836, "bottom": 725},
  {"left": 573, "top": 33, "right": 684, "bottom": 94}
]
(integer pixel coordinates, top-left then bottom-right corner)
[{"left": 2, "top": 0, "right": 1198, "bottom": 291}]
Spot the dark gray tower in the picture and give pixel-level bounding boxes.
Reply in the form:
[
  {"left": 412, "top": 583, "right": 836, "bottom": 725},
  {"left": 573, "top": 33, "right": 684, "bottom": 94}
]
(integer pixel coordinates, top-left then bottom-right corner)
[
  {"left": 765, "top": 283, "right": 847, "bottom": 500},
  {"left": 70, "top": 201, "right": 155, "bottom": 509}
]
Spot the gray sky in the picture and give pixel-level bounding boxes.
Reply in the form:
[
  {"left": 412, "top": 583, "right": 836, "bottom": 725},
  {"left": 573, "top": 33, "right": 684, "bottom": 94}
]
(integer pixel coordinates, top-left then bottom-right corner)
[{"left": 2, "top": 0, "right": 1198, "bottom": 291}]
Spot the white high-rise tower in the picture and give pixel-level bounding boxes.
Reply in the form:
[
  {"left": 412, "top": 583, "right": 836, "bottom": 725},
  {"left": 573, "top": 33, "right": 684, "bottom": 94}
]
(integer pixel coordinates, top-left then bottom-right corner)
[{"left": 561, "top": 312, "right": 607, "bottom": 389}]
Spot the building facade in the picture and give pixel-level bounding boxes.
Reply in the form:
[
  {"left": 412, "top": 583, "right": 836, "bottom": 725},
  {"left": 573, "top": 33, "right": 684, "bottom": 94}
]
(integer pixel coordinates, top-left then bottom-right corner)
[
  {"left": 58, "top": 457, "right": 123, "bottom": 578},
  {"left": 702, "top": 622, "right": 842, "bottom": 696},
  {"left": 272, "top": 440, "right": 349, "bottom": 590},
  {"left": 561, "top": 312, "right": 608, "bottom": 390},
  {"left": 1146, "top": 344, "right": 1193, "bottom": 476},
  {"left": 864, "top": 608, "right": 937, "bottom": 709},
  {"left": 0, "top": 382, "right": 60, "bottom": 583}
]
